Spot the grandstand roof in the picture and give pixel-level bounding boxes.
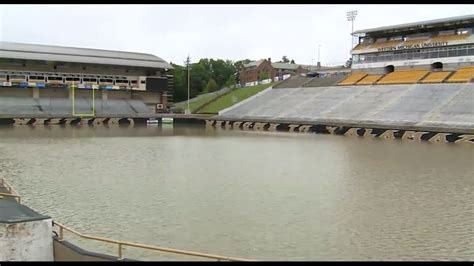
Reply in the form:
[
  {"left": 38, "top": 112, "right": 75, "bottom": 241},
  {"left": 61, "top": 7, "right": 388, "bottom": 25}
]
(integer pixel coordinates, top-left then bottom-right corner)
[
  {"left": 353, "top": 14, "right": 474, "bottom": 35},
  {"left": 272, "top": 62, "right": 300, "bottom": 70},
  {"left": 0, "top": 41, "right": 173, "bottom": 69},
  {"left": 243, "top": 60, "right": 264, "bottom": 68},
  {"left": 242, "top": 60, "right": 301, "bottom": 70}
]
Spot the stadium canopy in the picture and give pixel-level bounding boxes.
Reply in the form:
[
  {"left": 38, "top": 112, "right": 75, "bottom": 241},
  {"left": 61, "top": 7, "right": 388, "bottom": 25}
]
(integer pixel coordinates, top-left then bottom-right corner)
[
  {"left": 0, "top": 41, "right": 173, "bottom": 70},
  {"left": 353, "top": 14, "right": 474, "bottom": 36}
]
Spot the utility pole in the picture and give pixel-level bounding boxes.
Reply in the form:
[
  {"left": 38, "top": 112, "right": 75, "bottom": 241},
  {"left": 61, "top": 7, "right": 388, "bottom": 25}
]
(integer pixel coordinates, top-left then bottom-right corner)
[
  {"left": 317, "top": 44, "right": 321, "bottom": 69},
  {"left": 346, "top": 10, "right": 358, "bottom": 54},
  {"left": 186, "top": 55, "right": 191, "bottom": 114}
]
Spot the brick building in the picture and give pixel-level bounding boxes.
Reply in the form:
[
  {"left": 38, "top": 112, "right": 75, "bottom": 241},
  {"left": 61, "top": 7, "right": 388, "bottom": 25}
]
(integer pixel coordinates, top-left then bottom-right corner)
[{"left": 239, "top": 58, "right": 307, "bottom": 86}]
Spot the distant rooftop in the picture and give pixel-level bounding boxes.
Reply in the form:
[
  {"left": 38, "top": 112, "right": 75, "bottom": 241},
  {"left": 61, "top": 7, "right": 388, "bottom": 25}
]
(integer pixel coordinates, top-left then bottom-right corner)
[
  {"left": 354, "top": 14, "right": 474, "bottom": 35},
  {"left": 0, "top": 41, "right": 173, "bottom": 70},
  {"left": 242, "top": 59, "right": 301, "bottom": 70}
]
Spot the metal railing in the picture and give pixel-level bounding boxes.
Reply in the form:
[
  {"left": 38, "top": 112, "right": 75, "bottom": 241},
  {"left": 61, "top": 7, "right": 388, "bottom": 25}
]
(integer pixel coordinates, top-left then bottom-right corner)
[
  {"left": 0, "top": 178, "right": 21, "bottom": 203},
  {"left": 0, "top": 178, "right": 254, "bottom": 261},
  {"left": 52, "top": 221, "right": 255, "bottom": 261}
]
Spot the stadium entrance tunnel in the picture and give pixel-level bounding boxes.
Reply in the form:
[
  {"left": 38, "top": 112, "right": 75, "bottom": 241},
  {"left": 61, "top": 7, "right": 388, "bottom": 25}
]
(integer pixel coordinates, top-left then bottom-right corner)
[
  {"left": 431, "top": 62, "right": 443, "bottom": 71},
  {"left": 384, "top": 65, "right": 394, "bottom": 74}
]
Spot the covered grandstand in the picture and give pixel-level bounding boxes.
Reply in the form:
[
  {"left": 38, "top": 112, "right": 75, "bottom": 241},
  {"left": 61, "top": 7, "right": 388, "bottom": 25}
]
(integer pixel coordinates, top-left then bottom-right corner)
[
  {"left": 0, "top": 41, "right": 174, "bottom": 118},
  {"left": 217, "top": 15, "right": 474, "bottom": 139},
  {"left": 351, "top": 14, "right": 474, "bottom": 72}
]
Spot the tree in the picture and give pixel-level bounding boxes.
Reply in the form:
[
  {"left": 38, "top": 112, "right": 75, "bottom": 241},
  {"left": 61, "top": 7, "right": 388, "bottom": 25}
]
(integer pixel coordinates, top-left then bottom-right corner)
[
  {"left": 290, "top": 59, "right": 295, "bottom": 64},
  {"left": 281, "top": 56, "right": 289, "bottom": 63},
  {"left": 209, "top": 59, "right": 235, "bottom": 88},
  {"left": 204, "top": 78, "right": 218, "bottom": 93},
  {"left": 173, "top": 57, "right": 265, "bottom": 102},
  {"left": 225, "top": 74, "right": 236, "bottom": 88},
  {"left": 172, "top": 64, "right": 187, "bottom": 102}
]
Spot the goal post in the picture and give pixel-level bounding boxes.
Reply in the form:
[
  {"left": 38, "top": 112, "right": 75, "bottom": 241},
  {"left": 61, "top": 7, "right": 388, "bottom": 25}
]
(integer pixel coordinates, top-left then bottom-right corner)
[{"left": 71, "top": 82, "right": 96, "bottom": 117}]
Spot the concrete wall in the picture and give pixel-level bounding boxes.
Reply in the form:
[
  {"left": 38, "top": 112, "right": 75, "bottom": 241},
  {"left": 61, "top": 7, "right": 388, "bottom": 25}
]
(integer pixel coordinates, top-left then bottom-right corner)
[
  {"left": 0, "top": 88, "right": 33, "bottom": 97},
  {"left": 107, "top": 90, "right": 132, "bottom": 100},
  {"left": 0, "top": 219, "right": 54, "bottom": 261}
]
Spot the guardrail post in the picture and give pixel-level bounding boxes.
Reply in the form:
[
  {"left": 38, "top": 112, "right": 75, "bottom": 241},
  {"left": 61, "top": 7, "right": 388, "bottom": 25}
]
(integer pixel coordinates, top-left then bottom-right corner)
[
  {"left": 118, "top": 244, "right": 123, "bottom": 260},
  {"left": 59, "top": 226, "right": 64, "bottom": 241}
]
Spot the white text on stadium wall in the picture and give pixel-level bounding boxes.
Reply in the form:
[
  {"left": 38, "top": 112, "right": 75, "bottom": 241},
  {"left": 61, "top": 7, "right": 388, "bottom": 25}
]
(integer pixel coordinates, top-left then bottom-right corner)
[{"left": 377, "top": 42, "right": 449, "bottom": 52}]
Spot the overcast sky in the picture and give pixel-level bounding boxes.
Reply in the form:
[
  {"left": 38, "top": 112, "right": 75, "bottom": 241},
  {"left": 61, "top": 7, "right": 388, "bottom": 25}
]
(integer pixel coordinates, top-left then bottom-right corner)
[{"left": 0, "top": 5, "right": 472, "bottom": 66}]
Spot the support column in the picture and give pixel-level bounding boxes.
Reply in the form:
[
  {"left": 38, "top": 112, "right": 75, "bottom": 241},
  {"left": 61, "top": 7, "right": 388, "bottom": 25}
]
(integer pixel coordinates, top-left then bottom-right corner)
[
  {"left": 32, "top": 87, "right": 40, "bottom": 99},
  {"left": 102, "top": 89, "right": 108, "bottom": 101}
]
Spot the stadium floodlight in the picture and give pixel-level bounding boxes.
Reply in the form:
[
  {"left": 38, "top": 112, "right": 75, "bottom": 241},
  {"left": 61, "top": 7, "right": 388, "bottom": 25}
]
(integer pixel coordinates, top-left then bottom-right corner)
[{"left": 346, "top": 10, "right": 358, "bottom": 49}]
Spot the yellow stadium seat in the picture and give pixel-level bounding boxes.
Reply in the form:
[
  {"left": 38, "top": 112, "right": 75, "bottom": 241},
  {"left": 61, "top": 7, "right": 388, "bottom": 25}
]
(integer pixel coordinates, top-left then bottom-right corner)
[
  {"left": 369, "top": 40, "right": 402, "bottom": 49},
  {"left": 420, "top": 72, "right": 452, "bottom": 83},
  {"left": 399, "top": 38, "right": 430, "bottom": 46},
  {"left": 376, "top": 69, "right": 429, "bottom": 85},
  {"left": 356, "top": 74, "right": 384, "bottom": 85},
  {"left": 446, "top": 66, "right": 474, "bottom": 83},
  {"left": 338, "top": 72, "right": 368, "bottom": 86},
  {"left": 430, "top": 34, "right": 469, "bottom": 43}
]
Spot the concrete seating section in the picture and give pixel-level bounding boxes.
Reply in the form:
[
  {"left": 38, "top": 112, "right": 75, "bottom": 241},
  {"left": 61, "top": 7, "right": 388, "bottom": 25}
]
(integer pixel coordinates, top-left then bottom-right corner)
[
  {"left": 370, "top": 84, "right": 465, "bottom": 123},
  {"left": 0, "top": 97, "right": 43, "bottom": 115},
  {"left": 422, "top": 83, "right": 474, "bottom": 125},
  {"left": 302, "top": 74, "right": 348, "bottom": 87},
  {"left": 219, "top": 83, "right": 474, "bottom": 129},
  {"left": 399, "top": 38, "right": 430, "bottom": 46},
  {"left": 420, "top": 71, "right": 453, "bottom": 83},
  {"left": 273, "top": 76, "right": 311, "bottom": 89},
  {"left": 446, "top": 66, "right": 474, "bottom": 83},
  {"left": 369, "top": 40, "right": 402, "bottom": 49},
  {"left": 338, "top": 72, "right": 367, "bottom": 86},
  {"left": 356, "top": 74, "right": 384, "bottom": 85},
  {"left": 430, "top": 34, "right": 469, "bottom": 43},
  {"left": 376, "top": 69, "right": 429, "bottom": 85},
  {"left": 0, "top": 97, "right": 151, "bottom": 116}
]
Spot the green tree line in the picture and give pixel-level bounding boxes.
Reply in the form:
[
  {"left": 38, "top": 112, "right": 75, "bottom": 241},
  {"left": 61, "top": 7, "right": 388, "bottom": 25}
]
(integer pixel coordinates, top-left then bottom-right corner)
[
  {"left": 171, "top": 56, "right": 296, "bottom": 102},
  {"left": 172, "top": 58, "right": 253, "bottom": 102}
]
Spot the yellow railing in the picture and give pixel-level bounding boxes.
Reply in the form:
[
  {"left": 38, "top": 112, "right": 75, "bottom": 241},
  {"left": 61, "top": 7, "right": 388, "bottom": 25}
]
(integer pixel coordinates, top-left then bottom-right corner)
[
  {"left": 1, "top": 179, "right": 254, "bottom": 261},
  {"left": 52, "top": 221, "right": 255, "bottom": 261},
  {"left": 0, "top": 178, "right": 21, "bottom": 203}
]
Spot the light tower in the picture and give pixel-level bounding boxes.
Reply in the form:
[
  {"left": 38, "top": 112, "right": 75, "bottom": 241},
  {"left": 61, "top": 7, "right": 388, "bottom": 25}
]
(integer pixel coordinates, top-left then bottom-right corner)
[{"left": 346, "top": 10, "right": 358, "bottom": 52}]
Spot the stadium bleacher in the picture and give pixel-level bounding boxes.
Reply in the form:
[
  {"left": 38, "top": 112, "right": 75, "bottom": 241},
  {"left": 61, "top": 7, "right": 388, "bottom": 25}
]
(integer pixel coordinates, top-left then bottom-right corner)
[
  {"left": 376, "top": 69, "right": 429, "bottom": 85},
  {"left": 356, "top": 74, "right": 384, "bottom": 85},
  {"left": 0, "top": 96, "right": 151, "bottom": 116},
  {"left": 219, "top": 83, "right": 474, "bottom": 130},
  {"left": 338, "top": 72, "right": 367, "bottom": 86},
  {"left": 302, "top": 74, "right": 348, "bottom": 87},
  {"left": 420, "top": 71, "right": 453, "bottom": 83},
  {"left": 430, "top": 34, "right": 469, "bottom": 43},
  {"left": 446, "top": 66, "right": 474, "bottom": 83},
  {"left": 273, "top": 75, "right": 311, "bottom": 89}
]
